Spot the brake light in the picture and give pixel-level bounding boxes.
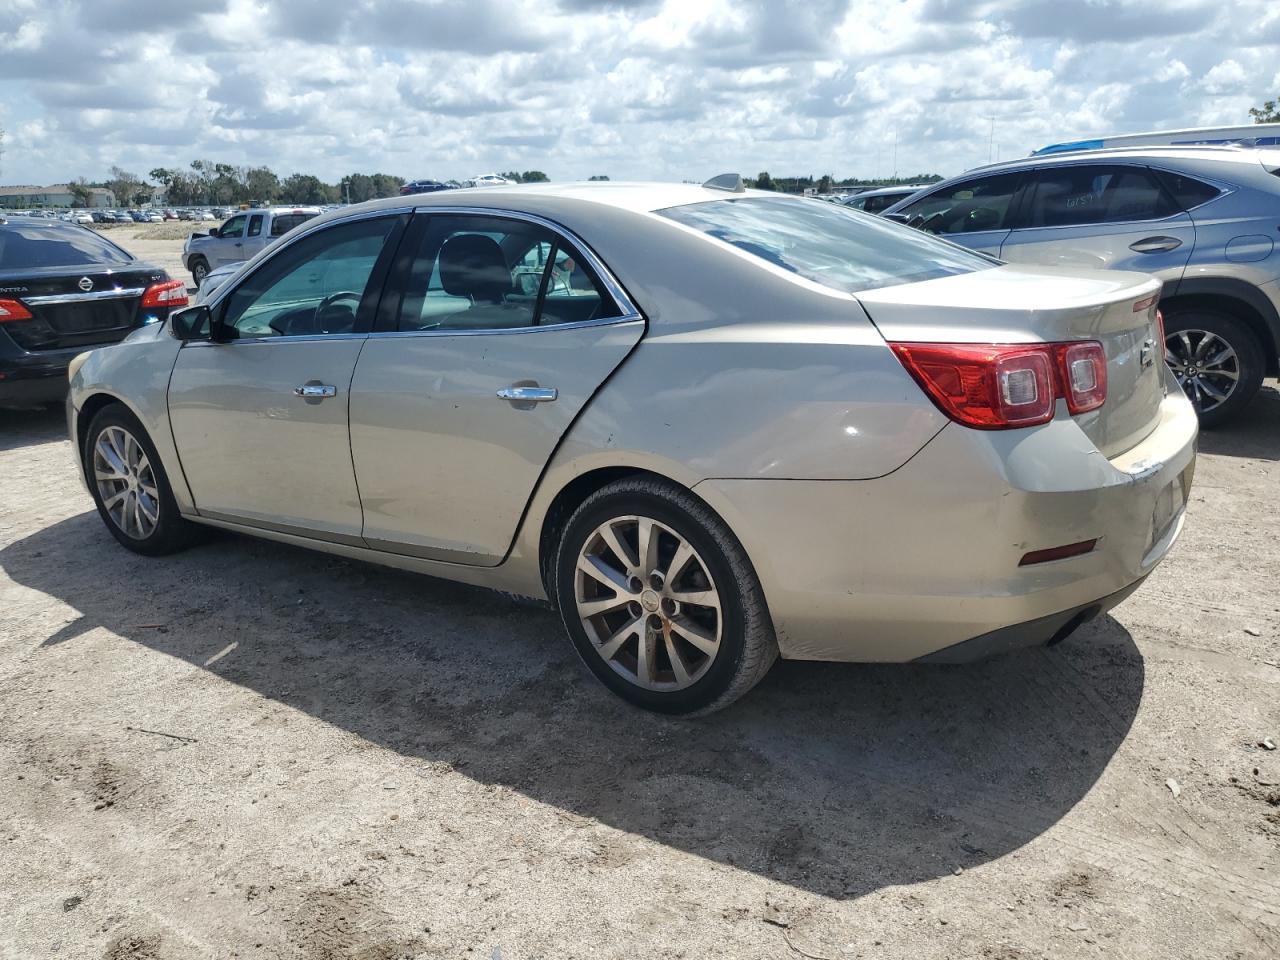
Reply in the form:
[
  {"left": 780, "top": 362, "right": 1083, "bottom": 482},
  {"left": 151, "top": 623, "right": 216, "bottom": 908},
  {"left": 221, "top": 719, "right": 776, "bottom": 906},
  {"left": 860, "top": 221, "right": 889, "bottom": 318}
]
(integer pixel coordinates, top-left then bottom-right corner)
[
  {"left": 0, "top": 298, "right": 32, "bottom": 322},
  {"left": 141, "top": 279, "right": 189, "bottom": 309},
  {"left": 890, "top": 340, "right": 1109, "bottom": 430},
  {"left": 1058, "top": 341, "right": 1107, "bottom": 414}
]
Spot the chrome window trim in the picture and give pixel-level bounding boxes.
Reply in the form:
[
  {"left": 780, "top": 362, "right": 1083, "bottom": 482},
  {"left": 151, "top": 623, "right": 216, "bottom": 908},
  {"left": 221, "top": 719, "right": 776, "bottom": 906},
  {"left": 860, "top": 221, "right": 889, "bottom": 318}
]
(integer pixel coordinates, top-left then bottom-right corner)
[
  {"left": 182, "top": 332, "right": 370, "bottom": 348},
  {"left": 195, "top": 203, "right": 644, "bottom": 341},
  {"left": 366, "top": 313, "right": 643, "bottom": 340},
  {"left": 24, "top": 287, "right": 147, "bottom": 305}
]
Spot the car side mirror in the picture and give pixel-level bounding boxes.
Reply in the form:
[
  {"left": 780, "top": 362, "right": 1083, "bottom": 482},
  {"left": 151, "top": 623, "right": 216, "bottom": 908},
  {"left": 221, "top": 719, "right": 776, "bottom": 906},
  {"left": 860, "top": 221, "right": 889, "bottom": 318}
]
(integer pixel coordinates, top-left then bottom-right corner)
[
  {"left": 882, "top": 212, "right": 911, "bottom": 225},
  {"left": 208, "top": 226, "right": 220, "bottom": 238},
  {"left": 169, "top": 304, "right": 213, "bottom": 342}
]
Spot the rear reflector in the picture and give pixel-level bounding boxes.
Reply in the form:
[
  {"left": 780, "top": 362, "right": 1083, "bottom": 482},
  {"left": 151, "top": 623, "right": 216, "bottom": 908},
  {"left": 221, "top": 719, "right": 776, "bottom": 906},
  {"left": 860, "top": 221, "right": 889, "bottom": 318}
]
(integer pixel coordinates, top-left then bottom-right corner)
[
  {"left": 1019, "top": 539, "right": 1098, "bottom": 566},
  {"left": 141, "top": 279, "right": 189, "bottom": 309},
  {"left": 0, "top": 298, "right": 33, "bottom": 322}
]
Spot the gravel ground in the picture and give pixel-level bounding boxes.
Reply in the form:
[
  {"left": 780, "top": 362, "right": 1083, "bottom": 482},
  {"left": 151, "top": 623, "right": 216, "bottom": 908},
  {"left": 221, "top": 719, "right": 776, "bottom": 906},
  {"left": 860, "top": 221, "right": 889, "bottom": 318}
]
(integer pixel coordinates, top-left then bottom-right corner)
[{"left": 0, "top": 230, "right": 1278, "bottom": 958}]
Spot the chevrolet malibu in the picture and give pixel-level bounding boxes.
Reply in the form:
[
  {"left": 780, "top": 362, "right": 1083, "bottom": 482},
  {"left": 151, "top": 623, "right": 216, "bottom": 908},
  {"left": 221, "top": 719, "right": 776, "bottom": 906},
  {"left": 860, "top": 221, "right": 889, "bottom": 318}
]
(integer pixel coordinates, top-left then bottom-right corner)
[{"left": 67, "top": 179, "right": 1197, "bottom": 714}]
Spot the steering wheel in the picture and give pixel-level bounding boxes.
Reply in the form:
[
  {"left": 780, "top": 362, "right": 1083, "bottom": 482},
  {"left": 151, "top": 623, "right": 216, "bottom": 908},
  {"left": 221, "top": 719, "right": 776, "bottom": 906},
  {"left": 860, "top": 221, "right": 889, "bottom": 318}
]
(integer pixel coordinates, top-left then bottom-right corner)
[{"left": 313, "top": 290, "right": 362, "bottom": 334}]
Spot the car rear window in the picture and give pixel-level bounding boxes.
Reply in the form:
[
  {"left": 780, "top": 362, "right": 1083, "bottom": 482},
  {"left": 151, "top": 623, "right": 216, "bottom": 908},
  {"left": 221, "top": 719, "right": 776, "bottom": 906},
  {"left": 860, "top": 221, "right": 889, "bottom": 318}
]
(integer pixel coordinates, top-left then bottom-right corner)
[
  {"left": 0, "top": 221, "right": 134, "bottom": 268},
  {"left": 270, "top": 213, "right": 317, "bottom": 237},
  {"left": 659, "top": 197, "right": 993, "bottom": 294}
]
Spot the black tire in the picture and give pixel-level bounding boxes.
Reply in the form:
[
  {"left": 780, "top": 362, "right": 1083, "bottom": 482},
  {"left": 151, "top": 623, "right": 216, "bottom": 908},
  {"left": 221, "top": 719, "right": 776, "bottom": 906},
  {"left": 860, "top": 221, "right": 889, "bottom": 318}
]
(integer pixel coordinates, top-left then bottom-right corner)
[
  {"left": 83, "top": 404, "right": 202, "bottom": 556},
  {"left": 554, "top": 476, "right": 778, "bottom": 716},
  {"left": 189, "top": 257, "right": 209, "bottom": 287},
  {"left": 1163, "top": 307, "right": 1265, "bottom": 428}
]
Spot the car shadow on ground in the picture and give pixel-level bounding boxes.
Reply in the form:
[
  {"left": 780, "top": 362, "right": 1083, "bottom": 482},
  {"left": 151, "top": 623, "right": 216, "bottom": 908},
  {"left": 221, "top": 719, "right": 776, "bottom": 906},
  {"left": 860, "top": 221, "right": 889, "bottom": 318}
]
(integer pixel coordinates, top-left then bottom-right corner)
[
  {"left": 0, "top": 404, "right": 67, "bottom": 452},
  {"left": 2, "top": 512, "right": 1146, "bottom": 901},
  {"left": 1199, "top": 381, "right": 1280, "bottom": 461}
]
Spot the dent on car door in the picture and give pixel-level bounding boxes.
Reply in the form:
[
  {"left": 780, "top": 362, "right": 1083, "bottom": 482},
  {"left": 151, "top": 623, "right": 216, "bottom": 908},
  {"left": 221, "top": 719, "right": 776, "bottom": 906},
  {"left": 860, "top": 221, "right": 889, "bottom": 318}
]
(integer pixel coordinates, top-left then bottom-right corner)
[
  {"left": 998, "top": 164, "right": 1195, "bottom": 280},
  {"left": 167, "top": 214, "right": 406, "bottom": 541},
  {"left": 898, "top": 172, "right": 1024, "bottom": 256},
  {"left": 349, "top": 212, "right": 645, "bottom": 565}
]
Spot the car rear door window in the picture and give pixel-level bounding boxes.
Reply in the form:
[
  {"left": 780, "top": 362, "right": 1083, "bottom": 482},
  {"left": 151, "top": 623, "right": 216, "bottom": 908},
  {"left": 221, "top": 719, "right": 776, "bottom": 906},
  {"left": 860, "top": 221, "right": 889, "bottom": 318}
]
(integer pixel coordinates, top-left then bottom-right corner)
[
  {"left": 1025, "top": 165, "right": 1177, "bottom": 227},
  {"left": 271, "top": 213, "right": 314, "bottom": 237},
  {"left": 395, "top": 214, "right": 620, "bottom": 332},
  {"left": 895, "top": 173, "right": 1023, "bottom": 234},
  {"left": 219, "top": 216, "right": 399, "bottom": 339},
  {"left": 1151, "top": 170, "right": 1222, "bottom": 211},
  {"left": 247, "top": 214, "right": 264, "bottom": 237}
]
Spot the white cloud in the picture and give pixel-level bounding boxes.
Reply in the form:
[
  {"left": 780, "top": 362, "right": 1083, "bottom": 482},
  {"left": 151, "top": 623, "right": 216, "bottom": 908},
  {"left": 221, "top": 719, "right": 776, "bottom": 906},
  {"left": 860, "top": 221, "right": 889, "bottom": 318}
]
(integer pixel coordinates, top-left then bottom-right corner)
[{"left": 0, "top": 0, "right": 1277, "bottom": 186}]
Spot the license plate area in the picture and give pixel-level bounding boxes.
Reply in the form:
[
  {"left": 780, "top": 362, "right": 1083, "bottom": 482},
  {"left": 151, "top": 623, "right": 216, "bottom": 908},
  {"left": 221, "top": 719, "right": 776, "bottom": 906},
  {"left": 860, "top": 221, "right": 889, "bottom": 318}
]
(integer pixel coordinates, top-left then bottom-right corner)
[{"left": 1148, "top": 462, "right": 1193, "bottom": 552}]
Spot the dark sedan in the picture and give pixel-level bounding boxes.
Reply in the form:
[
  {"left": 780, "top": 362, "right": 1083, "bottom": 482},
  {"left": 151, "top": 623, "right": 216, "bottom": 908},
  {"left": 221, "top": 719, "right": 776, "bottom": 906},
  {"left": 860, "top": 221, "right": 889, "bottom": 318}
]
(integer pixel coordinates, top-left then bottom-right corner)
[{"left": 0, "top": 216, "right": 187, "bottom": 405}]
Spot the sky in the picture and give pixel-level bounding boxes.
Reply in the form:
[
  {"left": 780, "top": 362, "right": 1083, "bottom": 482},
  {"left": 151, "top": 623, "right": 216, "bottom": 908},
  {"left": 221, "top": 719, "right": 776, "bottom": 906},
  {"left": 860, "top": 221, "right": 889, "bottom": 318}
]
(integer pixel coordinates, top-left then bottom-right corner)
[{"left": 0, "top": 0, "right": 1278, "bottom": 187}]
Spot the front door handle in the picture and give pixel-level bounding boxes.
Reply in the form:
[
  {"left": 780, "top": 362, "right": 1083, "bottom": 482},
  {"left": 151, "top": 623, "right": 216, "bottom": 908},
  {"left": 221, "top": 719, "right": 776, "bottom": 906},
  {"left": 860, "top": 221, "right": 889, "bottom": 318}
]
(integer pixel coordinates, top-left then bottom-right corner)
[
  {"left": 294, "top": 384, "right": 337, "bottom": 399},
  {"left": 1130, "top": 236, "right": 1183, "bottom": 254},
  {"left": 496, "top": 386, "right": 558, "bottom": 403}
]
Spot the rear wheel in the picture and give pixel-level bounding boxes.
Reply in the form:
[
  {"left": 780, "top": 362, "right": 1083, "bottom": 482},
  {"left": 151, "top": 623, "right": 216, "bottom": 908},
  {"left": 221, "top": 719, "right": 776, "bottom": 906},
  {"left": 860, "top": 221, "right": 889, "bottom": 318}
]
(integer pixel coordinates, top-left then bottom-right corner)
[
  {"left": 555, "top": 477, "right": 777, "bottom": 715},
  {"left": 189, "top": 257, "right": 209, "bottom": 287},
  {"left": 1163, "top": 308, "right": 1264, "bottom": 428},
  {"left": 84, "top": 405, "right": 201, "bottom": 556}
]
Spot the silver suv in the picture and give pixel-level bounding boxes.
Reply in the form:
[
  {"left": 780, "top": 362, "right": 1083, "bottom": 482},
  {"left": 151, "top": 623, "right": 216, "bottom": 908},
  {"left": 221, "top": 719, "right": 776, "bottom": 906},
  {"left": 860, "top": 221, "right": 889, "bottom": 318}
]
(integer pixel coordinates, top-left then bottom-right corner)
[
  {"left": 885, "top": 146, "right": 1280, "bottom": 425},
  {"left": 182, "top": 206, "right": 320, "bottom": 287}
]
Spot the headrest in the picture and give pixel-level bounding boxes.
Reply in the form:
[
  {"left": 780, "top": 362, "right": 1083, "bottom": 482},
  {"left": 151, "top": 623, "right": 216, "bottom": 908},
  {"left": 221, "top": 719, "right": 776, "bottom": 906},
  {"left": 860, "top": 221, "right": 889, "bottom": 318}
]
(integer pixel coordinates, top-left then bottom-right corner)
[{"left": 439, "top": 234, "right": 511, "bottom": 303}]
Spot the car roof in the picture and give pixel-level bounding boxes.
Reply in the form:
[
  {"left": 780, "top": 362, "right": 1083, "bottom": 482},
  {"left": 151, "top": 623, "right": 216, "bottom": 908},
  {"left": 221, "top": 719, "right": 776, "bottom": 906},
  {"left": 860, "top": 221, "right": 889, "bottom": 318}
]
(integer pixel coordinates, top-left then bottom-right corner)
[
  {"left": 960, "top": 144, "right": 1280, "bottom": 176},
  {"left": 324, "top": 180, "right": 801, "bottom": 221}
]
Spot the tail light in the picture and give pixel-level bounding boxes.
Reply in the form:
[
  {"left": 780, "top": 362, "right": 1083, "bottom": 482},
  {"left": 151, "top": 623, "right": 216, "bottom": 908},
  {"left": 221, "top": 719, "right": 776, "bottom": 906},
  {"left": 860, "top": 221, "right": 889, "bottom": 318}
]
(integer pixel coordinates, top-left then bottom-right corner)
[
  {"left": 141, "top": 279, "right": 189, "bottom": 309},
  {"left": 1155, "top": 307, "right": 1166, "bottom": 347},
  {"left": 890, "top": 340, "right": 1108, "bottom": 430},
  {"left": 0, "top": 298, "right": 33, "bottom": 323}
]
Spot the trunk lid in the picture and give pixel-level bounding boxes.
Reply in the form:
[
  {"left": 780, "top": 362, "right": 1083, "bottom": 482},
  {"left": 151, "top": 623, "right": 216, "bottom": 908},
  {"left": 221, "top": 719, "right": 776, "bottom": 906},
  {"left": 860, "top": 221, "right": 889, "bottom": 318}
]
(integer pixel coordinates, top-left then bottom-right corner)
[
  {"left": 1, "top": 264, "right": 164, "bottom": 352},
  {"left": 856, "top": 264, "right": 1166, "bottom": 458}
]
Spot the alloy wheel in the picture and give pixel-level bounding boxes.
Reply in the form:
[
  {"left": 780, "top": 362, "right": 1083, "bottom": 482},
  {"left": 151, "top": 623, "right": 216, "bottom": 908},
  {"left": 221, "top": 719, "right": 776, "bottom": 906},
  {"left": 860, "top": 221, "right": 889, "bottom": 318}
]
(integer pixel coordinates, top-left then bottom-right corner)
[
  {"left": 1165, "top": 328, "right": 1239, "bottom": 413},
  {"left": 93, "top": 425, "right": 160, "bottom": 539},
  {"left": 574, "top": 515, "right": 722, "bottom": 691}
]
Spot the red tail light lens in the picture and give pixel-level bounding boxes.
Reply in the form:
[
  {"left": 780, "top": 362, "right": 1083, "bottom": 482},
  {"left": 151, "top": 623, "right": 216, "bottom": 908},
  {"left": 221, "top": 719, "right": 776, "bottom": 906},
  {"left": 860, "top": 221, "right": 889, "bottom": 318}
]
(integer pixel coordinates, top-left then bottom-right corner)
[
  {"left": 141, "top": 279, "right": 189, "bottom": 309},
  {"left": 1057, "top": 341, "right": 1107, "bottom": 414},
  {"left": 891, "top": 340, "right": 1109, "bottom": 430},
  {"left": 0, "top": 298, "right": 33, "bottom": 323},
  {"left": 889, "top": 343, "right": 1056, "bottom": 429}
]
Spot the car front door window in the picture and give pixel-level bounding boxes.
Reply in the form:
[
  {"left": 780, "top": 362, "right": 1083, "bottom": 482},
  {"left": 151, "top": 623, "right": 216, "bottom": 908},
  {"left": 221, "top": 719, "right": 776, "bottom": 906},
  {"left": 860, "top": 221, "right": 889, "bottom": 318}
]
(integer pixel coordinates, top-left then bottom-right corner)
[
  {"left": 219, "top": 216, "right": 399, "bottom": 339},
  {"left": 900, "top": 174, "right": 1023, "bottom": 235}
]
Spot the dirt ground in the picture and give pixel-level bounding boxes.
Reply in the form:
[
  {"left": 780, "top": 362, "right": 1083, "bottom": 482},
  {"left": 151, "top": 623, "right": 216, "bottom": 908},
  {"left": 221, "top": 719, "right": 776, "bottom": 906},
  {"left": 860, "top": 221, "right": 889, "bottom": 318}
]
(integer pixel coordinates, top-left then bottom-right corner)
[
  {"left": 0, "top": 230, "right": 1278, "bottom": 958},
  {"left": 91, "top": 222, "right": 199, "bottom": 286}
]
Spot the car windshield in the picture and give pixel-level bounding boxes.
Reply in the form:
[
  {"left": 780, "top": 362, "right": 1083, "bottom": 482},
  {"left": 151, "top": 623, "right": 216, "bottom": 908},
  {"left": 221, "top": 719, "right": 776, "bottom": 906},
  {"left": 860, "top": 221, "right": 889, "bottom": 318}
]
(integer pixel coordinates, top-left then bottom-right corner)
[
  {"left": 659, "top": 196, "right": 994, "bottom": 293},
  {"left": 0, "top": 221, "right": 134, "bottom": 268}
]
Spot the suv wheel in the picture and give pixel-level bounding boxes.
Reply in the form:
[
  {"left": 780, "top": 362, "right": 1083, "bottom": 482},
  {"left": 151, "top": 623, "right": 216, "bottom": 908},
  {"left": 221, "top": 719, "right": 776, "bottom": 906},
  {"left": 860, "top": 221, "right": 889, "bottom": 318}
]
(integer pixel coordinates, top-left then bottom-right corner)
[
  {"left": 554, "top": 477, "right": 778, "bottom": 715},
  {"left": 1163, "top": 307, "right": 1264, "bottom": 428},
  {"left": 190, "top": 257, "right": 209, "bottom": 287}
]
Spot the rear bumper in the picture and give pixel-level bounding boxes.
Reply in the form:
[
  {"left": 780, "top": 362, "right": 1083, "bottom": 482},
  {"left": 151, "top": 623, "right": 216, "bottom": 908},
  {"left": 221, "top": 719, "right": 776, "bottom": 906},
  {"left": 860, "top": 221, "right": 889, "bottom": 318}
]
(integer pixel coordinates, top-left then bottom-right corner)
[
  {"left": 693, "top": 378, "right": 1198, "bottom": 663},
  {"left": 0, "top": 339, "right": 76, "bottom": 404}
]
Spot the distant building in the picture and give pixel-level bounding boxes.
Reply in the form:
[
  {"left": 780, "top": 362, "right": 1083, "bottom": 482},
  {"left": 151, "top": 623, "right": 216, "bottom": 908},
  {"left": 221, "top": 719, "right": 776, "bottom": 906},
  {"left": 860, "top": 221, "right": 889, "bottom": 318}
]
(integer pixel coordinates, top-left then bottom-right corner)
[{"left": 0, "top": 184, "right": 116, "bottom": 208}]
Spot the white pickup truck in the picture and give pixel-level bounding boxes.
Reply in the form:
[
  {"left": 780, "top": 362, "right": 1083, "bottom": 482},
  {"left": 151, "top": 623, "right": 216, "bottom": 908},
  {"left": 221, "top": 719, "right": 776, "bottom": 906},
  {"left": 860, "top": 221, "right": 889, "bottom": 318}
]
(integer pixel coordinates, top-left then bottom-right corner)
[{"left": 181, "top": 206, "right": 320, "bottom": 286}]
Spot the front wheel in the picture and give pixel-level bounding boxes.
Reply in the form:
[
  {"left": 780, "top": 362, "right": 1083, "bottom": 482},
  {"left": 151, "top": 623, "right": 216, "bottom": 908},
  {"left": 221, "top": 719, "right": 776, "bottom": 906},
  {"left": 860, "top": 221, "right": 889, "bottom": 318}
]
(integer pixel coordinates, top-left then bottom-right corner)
[
  {"left": 1163, "top": 308, "right": 1264, "bottom": 428},
  {"left": 189, "top": 257, "right": 209, "bottom": 287},
  {"left": 554, "top": 477, "right": 778, "bottom": 715},
  {"left": 84, "top": 405, "right": 202, "bottom": 556}
]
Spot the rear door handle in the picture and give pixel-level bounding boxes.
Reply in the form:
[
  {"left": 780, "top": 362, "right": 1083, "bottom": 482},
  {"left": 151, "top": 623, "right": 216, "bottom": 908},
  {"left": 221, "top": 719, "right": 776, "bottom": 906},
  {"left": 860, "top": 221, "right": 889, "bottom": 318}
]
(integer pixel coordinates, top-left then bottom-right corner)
[
  {"left": 294, "top": 384, "right": 337, "bottom": 399},
  {"left": 1129, "top": 236, "right": 1183, "bottom": 254},
  {"left": 496, "top": 386, "right": 558, "bottom": 403}
]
